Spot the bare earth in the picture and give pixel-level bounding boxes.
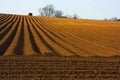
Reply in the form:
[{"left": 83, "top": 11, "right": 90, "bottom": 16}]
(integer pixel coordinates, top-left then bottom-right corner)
[
  {"left": 0, "top": 56, "right": 120, "bottom": 80},
  {"left": 0, "top": 14, "right": 120, "bottom": 80},
  {"left": 0, "top": 14, "right": 120, "bottom": 56}
]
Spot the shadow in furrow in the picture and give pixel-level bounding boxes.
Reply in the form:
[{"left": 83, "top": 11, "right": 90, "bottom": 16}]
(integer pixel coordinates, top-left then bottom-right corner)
[
  {"left": 0, "top": 14, "right": 10, "bottom": 22},
  {"left": 31, "top": 17, "right": 61, "bottom": 56},
  {"left": 40, "top": 18, "right": 117, "bottom": 55},
  {"left": 34, "top": 18, "right": 77, "bottom": 56},
  {"left": 0, "top": 17, "right": 18, "bottom": 40},
  {"left": 0, "top": 15, "right": 16, "bottom": 31},
  {"left": 40, "top": 27, "right": 77, "bottom": 55},
  {"left": 38, "top": 19, "right": 89, "bottom": 54},
  {"left": 0, "top": 25, "right": 12, "bottom": 40},
  {"left": 25, "top": 17, "right": 41, "bottom": 54},
  {"left": 41, "top": 25, "right": 89, "bottom": 53},
  {"left": 0, "top": 15, "right": 9, "bottom": 24},
  {"left": 13, "top": 16, "right": 24, "bottom": 55},
  {"left": 0, "top": 18, "right": 19, "bottom": 56}
]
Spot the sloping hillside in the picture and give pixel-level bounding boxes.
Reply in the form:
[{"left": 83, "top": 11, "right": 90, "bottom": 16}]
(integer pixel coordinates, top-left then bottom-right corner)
[{"left": 0, "top": 14, "right": 120, "bottom": 56}]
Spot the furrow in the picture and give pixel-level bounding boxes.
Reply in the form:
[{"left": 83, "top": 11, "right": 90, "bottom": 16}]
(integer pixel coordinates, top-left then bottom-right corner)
[
  {"left": 0, "top": 14, "right": 8, "bottom": 22},
  {"left": 30, "top": 17, "right": 59, "bottom": 56},
  {"left": 0, "top": 15, "right": 18, "bottom": 40},
  {"left": 0, "top": 14, "right": 10, "bottom": 22},
  {"left": 25, "top": 17, "right": 41, "bottom": 54},
  {"left": 27, "top": 16, "right": 53, "bottom": 55},
  {"left": 37, "top": 17, "right": 80, "bottom": 42},
  {"left": 0, "top": 15, "right": 16, "bottom": 29},
  {"left": 53, "top": 25, "right": 120, "bottom": 56},
  {"left": 4, "top": 16, "right": 24, "bottom": 56},
  {"left": 30, "top": 17, "right": 61, "bottom": 56},
  {"left": 0, "top": 14, "right": 120, "bottom": 56},
  {"left": 0, "top": 15, "right": 20, "bottom": 55},
  {"left": 32, "top": 17, "right": 76, "bottom": 56},
  {"left": 36, "top": 17, "right": 90, "bottom": 55},
  {"left": 0, "top": 15, "right": 16, "bottom": 33},
  {"left": 40, "top": 17, "right": 120, "bottom": 56},
  {"left": 35, "top": 17, "right": 85, "bottom": 56},
  {"left": 23, "top": 16, "right": 37, "bottom": 55},
  {"left": 0, "top": 14, "right": 12, "bottom": 25}
]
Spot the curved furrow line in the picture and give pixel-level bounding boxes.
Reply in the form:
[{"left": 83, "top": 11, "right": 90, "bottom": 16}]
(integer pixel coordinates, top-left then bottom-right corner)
[
  {"left": 0, "top": 15, "right": 15, "bottom": 28},
  {"left": 36, "top": 18, "right": 87, "bottom": 39},
  {"left": 4, "top": 16, "right": 24, "bottom": 56},
  {"left": 39, "top": 17, "right": 119, "bottom": 56},
  {"left": 51, "top": 22, "right": 120, "bottom": 55},
  {"left": 29, "top": 17, "right": 60, "bottom": 56},
  {"left": 53, "top": 25, "right": 120, "bottom": 56},
  {"left": 0, "top": 14, "right": 12, "bottom": 24},
  {"left": 35, "top": 18, "right": 75, "bottom": 45},
  {"left": 0, "top": 15, "right": 17, "bottom": 32},
  {"left": 0, "top": 15, "right": 18, "bottom": 40},
  {"left": 0, "top": 15, "right": 17, "bottom": 33},
  {"left": 32, "top": 17, "right": 76, "bottom": 56},
  {"left": 1, "top": 14, "right": 119, "bottom": 56},
  {"left": 34, "top": 17, "right": 88, "bottom": 56},
  {"left": 0, "top": 14, "right": 8, "bottom": 22},
  {"left": 39, "top": 18, "right": 71, "bottom": 40},
  {"left": 37, "top": 18, "right": 91, "bottom": 56},
  {"left": 30, "top": 17, "right": 62, "bottom": 56},
  {"left": 27, "top": 16, "right": 53, "bottom": 55},
  {"left": 37, "top": 17, "right": 79, "bottom": 41},
  {"left": 0, "top": 15, "right": 17, "bottom": 30},
  {"left": 57, "top": 26, "right": 120, "bottom": 56},
  {"left": 0, "top": 14, "right": 10, "bottom": 22},
  {"left": 22, "top": 16, "right": 38, "bottom": 55},
  {"left": 36, "top": 17, "right": 91, "bottom": 55},
  {"left": 36, "top": 18, "right": 79, "bottom": 56},
  {"left": 0, "top": 15, "right": 20, "bottom": 55}
]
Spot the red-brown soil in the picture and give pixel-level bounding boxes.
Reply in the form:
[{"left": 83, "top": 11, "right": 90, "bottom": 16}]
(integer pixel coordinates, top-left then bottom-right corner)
[
  {"left": 0, "top": 14, "right": 120, "bottom": 80},
  {"left": 0, "top": 14, "right": 120, "bottom": 56},
  {"left": 0, "top": 56, "right": 120, "bottom": 80}
]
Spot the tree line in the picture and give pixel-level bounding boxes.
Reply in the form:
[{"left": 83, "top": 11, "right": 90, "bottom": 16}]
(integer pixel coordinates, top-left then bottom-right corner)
[
  {"left": 28, "top": 4, "right": 120, "bottom": 21},
  {"left": 39, "top": 4, "right": 63, "bottom": 17},
  {"left": 28, "top": 4, "right": 78, "bottom": 19},
  {"left": 105, "top": 17, "right": 120, "bottom": 21}
]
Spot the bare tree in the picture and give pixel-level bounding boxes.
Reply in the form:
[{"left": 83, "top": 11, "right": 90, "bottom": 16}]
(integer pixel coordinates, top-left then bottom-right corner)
[
  {"left": 55, "top": 10, "right": 63, "bottom": 17},
  {"left": 39, "top": 4, "right": 64, "bottom": 17},
  {"left": 39, "top": 4, "right": 55, "bottom": 17}
]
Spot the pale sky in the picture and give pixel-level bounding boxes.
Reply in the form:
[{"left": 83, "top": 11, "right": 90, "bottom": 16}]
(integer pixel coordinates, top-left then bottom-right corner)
[{"left": 0, "top": 0, "right": 120, "bottom": 19}]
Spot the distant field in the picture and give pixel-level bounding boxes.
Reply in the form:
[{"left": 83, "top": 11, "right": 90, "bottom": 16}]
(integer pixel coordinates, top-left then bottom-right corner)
[
  {"left": 0, "top": 56, "right": 120, "bottom": 80},
  {"left": 0, "top": 14, "right": 120, "bottom": 56}
]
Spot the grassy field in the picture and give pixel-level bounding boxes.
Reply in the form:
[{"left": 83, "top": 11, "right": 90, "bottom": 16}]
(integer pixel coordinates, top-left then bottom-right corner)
[{"left": 0, "top": 56, "right": 120, "bottom": 80}]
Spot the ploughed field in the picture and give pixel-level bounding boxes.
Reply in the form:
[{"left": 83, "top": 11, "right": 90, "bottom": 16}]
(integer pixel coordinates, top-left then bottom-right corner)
[
  {"left": 0, "top": 56, "right": 120, "bottom": 80},
  {"left": 0, "top": 14, "right": 120, "bottom": 56},
  {"left": 0, "top": 14, "right": 120, "bottom": 80}
]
